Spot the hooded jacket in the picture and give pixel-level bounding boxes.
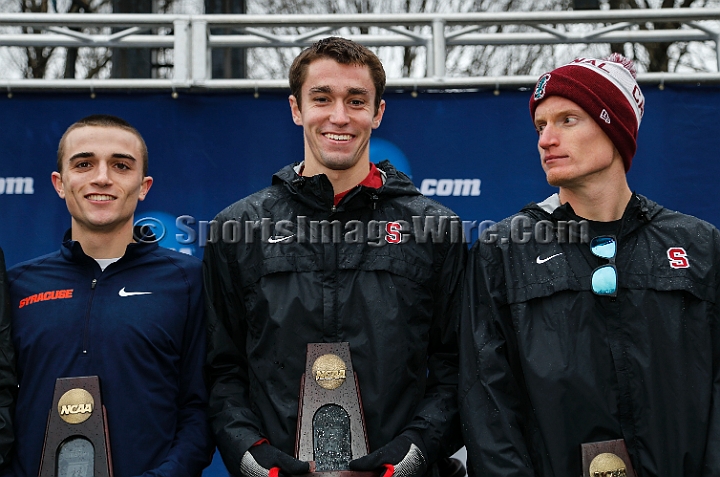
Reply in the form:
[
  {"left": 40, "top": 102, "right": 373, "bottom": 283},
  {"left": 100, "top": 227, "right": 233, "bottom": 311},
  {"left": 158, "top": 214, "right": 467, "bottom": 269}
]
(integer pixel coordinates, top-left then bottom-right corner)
[
  {"left": 459, "top": 193, "right": 720, "bottom": 477},
  {"left": 0, "top": 248, "right": 16, "bottom": 470},
  {"left": 203, "top": 161, "right": 466, "bottom": 475},
  {"left": 7, "top": 233, "right": 212, "bottom": 477}
]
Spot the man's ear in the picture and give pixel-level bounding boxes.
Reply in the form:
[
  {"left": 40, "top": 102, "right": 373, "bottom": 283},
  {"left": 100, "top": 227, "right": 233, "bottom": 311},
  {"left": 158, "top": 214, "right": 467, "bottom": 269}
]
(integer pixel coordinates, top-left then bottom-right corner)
[
  {"left": 289, "top": 95, "right": 303, "bottom": 126},
  {"left": 138, "top": 176, "right": 153, "bottom": 201},
  {"left": 372, "top": 99, "right": 386, "bottom": 129},
  {"left": 51, "top": 171, "right": 65, "bottom": 199}
]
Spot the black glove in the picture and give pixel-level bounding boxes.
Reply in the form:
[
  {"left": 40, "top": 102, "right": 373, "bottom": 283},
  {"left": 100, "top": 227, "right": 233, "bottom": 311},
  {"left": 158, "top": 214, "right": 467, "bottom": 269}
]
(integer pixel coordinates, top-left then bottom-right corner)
[
  {"left": 436, "top": 457, "right": 466, "bottom": 477},
  {"left": 240, "top": 442, "right": 310, "bottom": 477},
  {"left": 349, "top": 434, "right": 427, "bottom": 477}
]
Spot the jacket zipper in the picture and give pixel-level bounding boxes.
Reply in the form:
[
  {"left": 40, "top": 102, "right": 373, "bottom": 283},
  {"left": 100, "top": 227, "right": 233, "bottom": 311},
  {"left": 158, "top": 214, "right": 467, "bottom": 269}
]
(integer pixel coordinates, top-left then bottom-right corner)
[{"left": 82, "top": 278, "right": 98, "bottom": 354}]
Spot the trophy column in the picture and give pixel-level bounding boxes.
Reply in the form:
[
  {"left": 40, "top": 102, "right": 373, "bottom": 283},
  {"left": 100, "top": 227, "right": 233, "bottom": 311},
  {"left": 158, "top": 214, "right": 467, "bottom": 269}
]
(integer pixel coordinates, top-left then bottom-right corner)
[
  {"left": 581, "top": 439, "right": 637, "bottom": 477},
  {"left": 38, "top": 376, "right": 113, "bottom": 477},
  {"left": 295, "top": 342, "right": 378, "bottom": 477}
]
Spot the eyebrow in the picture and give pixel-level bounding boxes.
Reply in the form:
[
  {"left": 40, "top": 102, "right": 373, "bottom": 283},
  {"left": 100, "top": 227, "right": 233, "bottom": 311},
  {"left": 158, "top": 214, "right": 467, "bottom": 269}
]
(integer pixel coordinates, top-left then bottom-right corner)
[
  {"left": 308, "top": 85, "right": 371, "bottom": 96},
  {"left": 534, "top": 108, "right": 583, "bottom": 123},
  {"left": 68, "top": 152, "right": 138, "bottom": 162},
  {"left": 309, "top": 86, "right": 332, "bottom": 94}
]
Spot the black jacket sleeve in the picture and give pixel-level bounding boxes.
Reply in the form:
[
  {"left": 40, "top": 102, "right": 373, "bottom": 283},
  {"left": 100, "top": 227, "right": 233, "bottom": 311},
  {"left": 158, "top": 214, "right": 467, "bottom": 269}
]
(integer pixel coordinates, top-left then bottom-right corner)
[
  {"left": 0, "top": 248, "right": 16, "bottom": 469},
  {"left": 403, "top": 223, "right": 467, "bottom": 463},
  {"left": 458, "top": 239, "right": 533, "bottom": 477},
  {"left": 702, "top": 227, "right": 720, "bottom": 476},
  {"left": 203, "top": 238, "right": 265, "bottom": 476}
]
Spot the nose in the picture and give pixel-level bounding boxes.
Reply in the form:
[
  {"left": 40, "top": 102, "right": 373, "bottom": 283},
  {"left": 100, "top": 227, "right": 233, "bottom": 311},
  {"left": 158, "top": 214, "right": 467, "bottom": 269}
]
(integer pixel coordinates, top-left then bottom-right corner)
[
  {"left": 537, "top": 124, "right": 559, "bottom": 150},
  {"left": 92, "top": 162, "right": 112, "bottom": 186},
  {"left": 329, "top": 101, "right": 350, "bottom": 126}
]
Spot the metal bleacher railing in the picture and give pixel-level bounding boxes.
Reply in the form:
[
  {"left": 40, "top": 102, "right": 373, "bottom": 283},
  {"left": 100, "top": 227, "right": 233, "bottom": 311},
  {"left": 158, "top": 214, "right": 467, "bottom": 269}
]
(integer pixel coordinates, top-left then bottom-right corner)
[{"left": 1, "top": 8, "right": 720, "bottom": 92}]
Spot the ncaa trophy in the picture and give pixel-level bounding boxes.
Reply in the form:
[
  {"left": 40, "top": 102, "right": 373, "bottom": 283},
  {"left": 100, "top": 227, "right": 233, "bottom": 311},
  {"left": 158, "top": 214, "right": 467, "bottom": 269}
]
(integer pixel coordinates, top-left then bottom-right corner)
[
  {"left": 581, "top": 439, "right": 637, "bottom": 477},
  {"left": 38, "top": 375, "right": 113, "bottom": 477},
  {"left": 295, "top": 342, "right": 378, "bottom": 477}
]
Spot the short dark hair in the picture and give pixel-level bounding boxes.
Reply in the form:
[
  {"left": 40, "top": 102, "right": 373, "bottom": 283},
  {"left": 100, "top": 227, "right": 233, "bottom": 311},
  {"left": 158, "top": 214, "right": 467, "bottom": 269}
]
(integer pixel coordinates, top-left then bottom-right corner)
[
  {"left": 289, "top": 36, "right": 386, "bottom": 113},
  {"left": 57, "top": 114, "right": 149, "bottom": 176}
]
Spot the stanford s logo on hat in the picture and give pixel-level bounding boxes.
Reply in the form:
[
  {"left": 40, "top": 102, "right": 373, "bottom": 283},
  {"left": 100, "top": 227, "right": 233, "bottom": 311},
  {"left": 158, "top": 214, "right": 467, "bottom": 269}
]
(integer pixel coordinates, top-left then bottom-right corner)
[{"left": 534, "top": 73, "right": 551, "bottom": 100}]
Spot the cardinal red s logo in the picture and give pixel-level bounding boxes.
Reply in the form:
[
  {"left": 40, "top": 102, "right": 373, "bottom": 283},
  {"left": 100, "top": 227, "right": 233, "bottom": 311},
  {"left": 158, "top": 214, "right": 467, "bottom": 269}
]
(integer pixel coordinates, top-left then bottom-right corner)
[
  {"left": 385, "top": 222, "right": 402, "bottom": 244},
  {"left": 667, "top": 247, "right": 689, "bottom": 269}
]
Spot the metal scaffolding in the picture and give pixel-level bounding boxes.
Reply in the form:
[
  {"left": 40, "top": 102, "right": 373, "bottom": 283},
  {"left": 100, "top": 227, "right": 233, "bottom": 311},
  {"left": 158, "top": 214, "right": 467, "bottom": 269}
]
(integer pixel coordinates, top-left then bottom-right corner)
[{"left": 1, "top": 9, "right": 720, "bottom": 92}]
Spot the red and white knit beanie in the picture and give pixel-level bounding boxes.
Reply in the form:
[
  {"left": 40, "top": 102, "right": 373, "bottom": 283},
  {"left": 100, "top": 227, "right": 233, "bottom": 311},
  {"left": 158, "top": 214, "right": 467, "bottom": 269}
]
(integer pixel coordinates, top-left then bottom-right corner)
[{"left": 529, "top": 54, "right": 645, "bottom": 172}]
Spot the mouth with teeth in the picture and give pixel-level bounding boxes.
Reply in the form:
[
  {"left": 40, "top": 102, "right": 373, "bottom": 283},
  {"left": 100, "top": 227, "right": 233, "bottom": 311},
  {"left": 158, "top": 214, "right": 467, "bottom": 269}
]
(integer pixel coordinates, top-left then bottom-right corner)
[
  {"left": 86, "top": 194, "right": 116, "bottom": 201},
  {"left": 324, "top": 133, "right": 353, "bottom": 141}
]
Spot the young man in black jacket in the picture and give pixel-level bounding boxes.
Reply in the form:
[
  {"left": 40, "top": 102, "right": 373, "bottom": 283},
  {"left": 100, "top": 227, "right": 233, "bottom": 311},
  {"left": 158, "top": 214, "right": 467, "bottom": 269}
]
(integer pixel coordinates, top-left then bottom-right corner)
[
  {"left": 204, "top": 37, "right": 466, "bottom": 477},
  {"left": 459, "top": 55, "right": 720, "bottom": 477},
  {"left": 0, "top": 247, "right": 15, "bottom": 471}
]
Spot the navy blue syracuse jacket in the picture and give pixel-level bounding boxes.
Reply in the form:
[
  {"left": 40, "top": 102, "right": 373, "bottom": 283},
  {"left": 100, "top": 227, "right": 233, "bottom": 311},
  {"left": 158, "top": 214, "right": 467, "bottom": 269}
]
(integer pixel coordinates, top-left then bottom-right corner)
[{"left": 7, "top": 232, "right": 212, "bottom": 477}]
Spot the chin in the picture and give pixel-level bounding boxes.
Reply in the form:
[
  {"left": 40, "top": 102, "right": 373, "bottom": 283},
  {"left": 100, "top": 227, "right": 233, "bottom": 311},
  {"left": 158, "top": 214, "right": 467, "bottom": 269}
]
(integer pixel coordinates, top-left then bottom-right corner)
[
  {"left": 545, "top": 171, "right": 574, "bottom": 188},
  {"left": 321, "top": 156, "right": 360, "bottom": 171}
]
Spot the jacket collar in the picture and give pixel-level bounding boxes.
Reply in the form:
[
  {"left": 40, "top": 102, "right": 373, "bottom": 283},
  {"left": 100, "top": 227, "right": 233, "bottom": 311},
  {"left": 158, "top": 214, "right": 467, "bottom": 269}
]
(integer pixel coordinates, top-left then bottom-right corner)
[
  {"left": 524, "top": 192, "right": 661, "bottom": 239},
  {"left": 60, "top": 226, "right": 159, "bottom": 265},
  {"left": 271, "top": 160, "right": 420, "bottom": 212}
]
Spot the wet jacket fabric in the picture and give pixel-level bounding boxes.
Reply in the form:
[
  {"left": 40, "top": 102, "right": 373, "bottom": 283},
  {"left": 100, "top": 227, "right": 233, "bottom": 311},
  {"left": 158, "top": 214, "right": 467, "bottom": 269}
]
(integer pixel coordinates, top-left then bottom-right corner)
[
  {"left": 7, "top": 233, "right": 212, "bottom": 477},
  {"left": 203, "top": 161, "right": 466, "bottom": 476},
  {"left": 459, "top": 193, "right": 720, "bottom": 477},
  {"left": 0, "top": 248, "right": 16, "bottom": 470}
]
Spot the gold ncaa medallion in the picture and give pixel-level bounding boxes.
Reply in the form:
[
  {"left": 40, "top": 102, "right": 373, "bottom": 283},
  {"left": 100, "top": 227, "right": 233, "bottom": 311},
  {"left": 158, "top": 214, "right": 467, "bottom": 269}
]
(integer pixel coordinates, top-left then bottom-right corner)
[
  {"left": 57, "top": 388, "right": 94, "bottom": 424},
  {"left": 312, "top": 353, "right": 347, "bottom": 390},
  {"left": 589, "top": 453, "right": 627, "bottom": 477}
]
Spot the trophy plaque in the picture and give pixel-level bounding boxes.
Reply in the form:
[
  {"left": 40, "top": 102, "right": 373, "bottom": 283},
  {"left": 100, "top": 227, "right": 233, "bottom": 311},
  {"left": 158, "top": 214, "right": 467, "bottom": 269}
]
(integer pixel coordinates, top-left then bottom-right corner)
[
  {"left": 581, "top": 439, "right": 637, "bottom": 477},
  {"left": 295, "top": 342, "right": 378, "bottom": 477},
  {"left": 38, "top": 376, "right": 113, "bottom": 477}
]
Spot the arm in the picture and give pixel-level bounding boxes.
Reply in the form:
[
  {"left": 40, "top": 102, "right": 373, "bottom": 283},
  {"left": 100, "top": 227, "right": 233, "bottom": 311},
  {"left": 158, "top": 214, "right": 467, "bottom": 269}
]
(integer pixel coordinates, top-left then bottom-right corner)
[
  {"left": 140, "top": 259, "right": 214, "bottom": 477},
  {"left": 405, "top": 226, "right": 467, "bottom": 464},
  {"left": 702, "top": 228, "right": 720, "bottom": 476},
  {"left": 458, "top": 239, "right": 534, "bottom": 477},
  {"left": 352, "top": 217, "right": 467, "bottom": 475},
  {"left": 0, "top": 248, "right": 16, "bottom": 470},
  {"left": 202, "top": 238, "right": 266, "bottom": 475}
]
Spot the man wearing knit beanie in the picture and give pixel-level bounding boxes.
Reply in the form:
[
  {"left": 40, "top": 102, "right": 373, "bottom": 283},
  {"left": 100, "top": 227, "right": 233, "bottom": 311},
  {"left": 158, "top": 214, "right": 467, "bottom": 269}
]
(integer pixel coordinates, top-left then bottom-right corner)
[{"left": 459, "top": 54, "right": 720, "bottom": 477}]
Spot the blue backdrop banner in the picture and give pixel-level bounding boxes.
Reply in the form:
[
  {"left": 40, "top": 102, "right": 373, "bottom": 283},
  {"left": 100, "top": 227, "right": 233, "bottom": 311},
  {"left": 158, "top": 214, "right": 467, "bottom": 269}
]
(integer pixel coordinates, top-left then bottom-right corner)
[{"left": 1, "top": 86, "right": 719, "bottom": 474}]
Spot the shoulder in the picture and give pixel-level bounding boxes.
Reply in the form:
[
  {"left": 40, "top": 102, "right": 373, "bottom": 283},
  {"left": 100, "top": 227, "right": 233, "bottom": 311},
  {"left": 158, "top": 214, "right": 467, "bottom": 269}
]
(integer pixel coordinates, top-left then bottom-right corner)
[
  {"left": 7, "top": 250, "right": 63, "bottom": 282},
  {"left": 213, "top": 184, "right": 286, "bottom": 222},
  {"left": 123, "top": 247, "right": 204, "bottom": 296},
  {"left": 641, "top": 199, "right": 720, "bottom": 256},
  {"left": 469, "top": 207, "right": 557, "bottom": 271},
  {"left": 408, "top": 194, "right": 459, "bottom": 218},
  {"left": 652, "top": 207, "right": 718, "bottom": 234},
  {"left": 146, "top": 247, "right": 202, "bottom": 278}
]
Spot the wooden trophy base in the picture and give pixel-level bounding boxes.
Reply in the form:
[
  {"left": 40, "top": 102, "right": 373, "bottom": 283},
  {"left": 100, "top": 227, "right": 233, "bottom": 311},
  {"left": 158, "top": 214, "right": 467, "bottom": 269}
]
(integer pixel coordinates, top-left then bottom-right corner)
[
  {"left": 296, "top": 343, "right": 380, "bottom": 477},
  {"left": 581, "top": 439, "right": 636, "bottom": 477},
  {"left": 301, "top": 462, "right": 381, "bottom": 477},
  {"left": 38, "top": 376, "right": 113, "bottom": 477}
]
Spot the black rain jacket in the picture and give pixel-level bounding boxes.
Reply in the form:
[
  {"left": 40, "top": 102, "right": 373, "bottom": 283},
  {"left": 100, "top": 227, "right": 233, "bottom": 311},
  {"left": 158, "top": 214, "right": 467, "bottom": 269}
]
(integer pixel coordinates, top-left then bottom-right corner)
[
  {"left": 203, "top": 161, "right": 466, "bottom": 476},
  {"left": 459, "top": 193, "right": 720, "bottom": 477},
  {"left": 0, "top": 248, "right": 16, "bottom": 470}
]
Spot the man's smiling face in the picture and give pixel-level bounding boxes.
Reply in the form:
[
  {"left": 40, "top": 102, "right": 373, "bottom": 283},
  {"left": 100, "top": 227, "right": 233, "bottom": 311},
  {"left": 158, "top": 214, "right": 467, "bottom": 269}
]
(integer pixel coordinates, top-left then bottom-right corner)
[
  {"left": 289, "top": 58, "right": 385, "bottom": 177},
  {"left": 52, "top": 125, "right": 152, "bottom": 237}
]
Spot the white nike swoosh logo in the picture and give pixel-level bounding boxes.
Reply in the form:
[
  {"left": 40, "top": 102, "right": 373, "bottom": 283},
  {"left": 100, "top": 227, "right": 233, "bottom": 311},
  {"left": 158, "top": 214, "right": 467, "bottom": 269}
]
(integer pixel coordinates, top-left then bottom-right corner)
[
  {"left": 536, "top": 253, "right": 563, "bottom": 264},
  {"left": 118, "top": 287, "right": 152, "bottom": 297},
  {"left": 267, "top": 235, "right": 295, "bottom": 244}
]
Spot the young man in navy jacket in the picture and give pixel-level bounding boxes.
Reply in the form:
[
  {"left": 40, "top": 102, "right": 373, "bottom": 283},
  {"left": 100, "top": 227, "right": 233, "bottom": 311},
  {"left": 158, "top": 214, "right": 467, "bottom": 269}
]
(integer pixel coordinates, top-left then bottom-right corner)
[{"left": 7, "top": 115, "right": 212, "bottom": 477}]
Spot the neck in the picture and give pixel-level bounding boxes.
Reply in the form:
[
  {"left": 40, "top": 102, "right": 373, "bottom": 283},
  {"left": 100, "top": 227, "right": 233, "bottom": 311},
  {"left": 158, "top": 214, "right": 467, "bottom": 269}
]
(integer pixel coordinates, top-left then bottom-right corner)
[
  {"left": 301, "top": 159, "right": 371, "bottom": 195},
  {"left": 70, "top": 221, "right": 135, "bottom": 259},
  {"left": 559, "top": 178, "right": 632, "bottom": 222}
]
